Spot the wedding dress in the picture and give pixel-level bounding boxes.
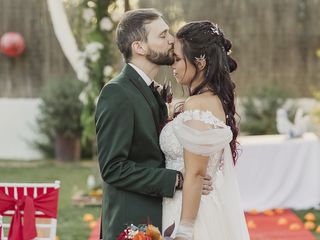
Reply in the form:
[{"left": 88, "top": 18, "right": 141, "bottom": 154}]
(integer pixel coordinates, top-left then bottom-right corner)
[{"left": 160, "top": 110, "right": 250, "bottom": 239}]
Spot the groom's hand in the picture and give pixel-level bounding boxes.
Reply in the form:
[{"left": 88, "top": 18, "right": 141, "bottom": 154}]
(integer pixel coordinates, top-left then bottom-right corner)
[{"left": 202, "top": 174, "right": 213, "bottom": 195}]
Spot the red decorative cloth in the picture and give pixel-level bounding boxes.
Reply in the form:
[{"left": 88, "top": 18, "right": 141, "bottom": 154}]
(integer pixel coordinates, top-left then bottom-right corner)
[{"left": 0, "top": 188, "right": 59, "bottom": 240}]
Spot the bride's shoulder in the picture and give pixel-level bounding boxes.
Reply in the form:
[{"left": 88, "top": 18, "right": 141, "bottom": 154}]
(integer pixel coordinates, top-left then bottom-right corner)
[
  {"left": 184, "top": 94, "right": 221, "bottom": 112},
  {"left": 181, "top": 96, "right": 226, "bottom": 126},
  {"left": 184, "top": 95, "right": 204, "bottom": 111}
]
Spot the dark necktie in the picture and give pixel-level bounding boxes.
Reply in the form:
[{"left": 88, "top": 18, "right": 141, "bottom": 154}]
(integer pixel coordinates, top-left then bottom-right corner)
[{"left": 149, "top": 82, "right": 168, "bottom": 128}]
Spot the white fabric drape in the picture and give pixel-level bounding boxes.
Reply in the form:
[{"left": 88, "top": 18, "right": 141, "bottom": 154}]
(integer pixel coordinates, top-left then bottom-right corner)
[
  {"left": 47, "top": 0, "right": 87, "bottom": 80},
  {"left": 236, "top": 133, "right": 320, "bottom": 211}
]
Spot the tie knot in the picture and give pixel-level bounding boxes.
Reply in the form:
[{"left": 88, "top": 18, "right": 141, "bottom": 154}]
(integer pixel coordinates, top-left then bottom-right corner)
[{"left": 149, "top": 82, "right": 155, "bottom": 92}]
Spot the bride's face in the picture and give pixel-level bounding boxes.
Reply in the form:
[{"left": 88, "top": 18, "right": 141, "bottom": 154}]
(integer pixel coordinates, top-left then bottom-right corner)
[{"left": 171, "top": 40, "right": 196, "bottom": 86}]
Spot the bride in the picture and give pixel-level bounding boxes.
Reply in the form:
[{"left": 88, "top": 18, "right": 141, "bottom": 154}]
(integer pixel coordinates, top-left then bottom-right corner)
[{"left": 160, "top": 21, "right": 250, "bottom": 240}]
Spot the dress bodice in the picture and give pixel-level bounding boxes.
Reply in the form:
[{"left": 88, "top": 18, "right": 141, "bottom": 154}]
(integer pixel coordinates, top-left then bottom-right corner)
[{"left": 160, "top": 110, "right": 232, "bottom": 188}]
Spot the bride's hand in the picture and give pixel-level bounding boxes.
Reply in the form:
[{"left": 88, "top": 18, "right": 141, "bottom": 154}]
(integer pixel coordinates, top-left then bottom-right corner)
[{"left": 202, "top": 174, "right": 213, "bottom": 195}]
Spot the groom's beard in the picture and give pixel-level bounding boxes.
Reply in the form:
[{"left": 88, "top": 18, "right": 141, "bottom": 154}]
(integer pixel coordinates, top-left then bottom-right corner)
[{"left": 146, "top": 47, "right": 174, "bottom": 65}]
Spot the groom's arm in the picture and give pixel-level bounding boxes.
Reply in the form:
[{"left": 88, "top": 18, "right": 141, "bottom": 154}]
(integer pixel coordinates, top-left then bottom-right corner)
[{"left": 95, "top": 83, "right": 177, "bottom": 198}]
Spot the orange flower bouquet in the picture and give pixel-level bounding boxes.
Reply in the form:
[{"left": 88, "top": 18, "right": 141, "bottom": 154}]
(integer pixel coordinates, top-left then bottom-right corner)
[{"left": 117, "top": 223, "right": 175, "bottom": 240}]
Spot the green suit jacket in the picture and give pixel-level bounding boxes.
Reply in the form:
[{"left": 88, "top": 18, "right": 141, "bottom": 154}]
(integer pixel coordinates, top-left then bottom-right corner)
[{"left": 95, "top": 64, "right": 177, "bottom": 240}]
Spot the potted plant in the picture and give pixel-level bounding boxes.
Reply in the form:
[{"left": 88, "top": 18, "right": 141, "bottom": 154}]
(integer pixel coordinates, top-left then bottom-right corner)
[{"left": 36, "top": 76, "right": 84, "bottom": 161}]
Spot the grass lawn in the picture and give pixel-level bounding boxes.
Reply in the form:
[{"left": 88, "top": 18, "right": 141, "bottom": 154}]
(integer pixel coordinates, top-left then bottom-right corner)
[
  {"left": 0, "top": 160, "right": 101, "bottom": 240},
  {"left": 0, "top": 160, "right": 319, "bottom": 240},
  {"left": 294, "top": 209, "right": 320, "bottom": 239}
]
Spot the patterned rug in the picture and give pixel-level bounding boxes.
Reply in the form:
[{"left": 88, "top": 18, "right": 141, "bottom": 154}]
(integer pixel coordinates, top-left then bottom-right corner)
[
  {"left": 245, "top": 209, "right": 316, "bottom": 240},
  {"left": 89, "top": 209, "right": 316, "bottom": 240},
  {"left": 89, "top": 220, "right": 100, "bottom": 240}
]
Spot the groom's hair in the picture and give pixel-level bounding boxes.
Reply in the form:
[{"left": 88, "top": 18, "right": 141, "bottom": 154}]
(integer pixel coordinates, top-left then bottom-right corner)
[{"left": 116, "top": 8, "right": 162, "bottom": 62}]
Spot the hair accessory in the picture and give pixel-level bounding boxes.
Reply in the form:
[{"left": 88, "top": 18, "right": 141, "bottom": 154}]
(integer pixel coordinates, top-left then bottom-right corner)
[
  {"left": 210, "top": 24, "right": 220, "bottom": 35},
  {"left": 195, "top": 54, "right": 206, "bottom": 62}
]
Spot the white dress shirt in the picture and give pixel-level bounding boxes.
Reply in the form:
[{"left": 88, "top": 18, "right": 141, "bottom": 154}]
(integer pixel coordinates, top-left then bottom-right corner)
[{"left": 128, "top": 63, "right": 153, "bottom": 87}]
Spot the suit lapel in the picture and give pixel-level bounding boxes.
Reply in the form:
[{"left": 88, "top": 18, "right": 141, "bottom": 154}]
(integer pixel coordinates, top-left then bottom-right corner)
[{"left": 122, "top": 64, "right": 161, "bottom": 134}]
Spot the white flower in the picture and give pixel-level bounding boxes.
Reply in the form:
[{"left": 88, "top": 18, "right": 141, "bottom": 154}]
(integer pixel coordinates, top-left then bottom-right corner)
[
  {"left": 103, "top": 65, "right": 113, "bottom": 77},
  {"left": 82, "top": 8, "right": 95, "bottom": 23},
  {"left": 77, "top": 67, "right": 89, "bottom": 83},
  {"left": 89, "top": 52, "right": 100, "bottom": 62},
  {"left": 110, "top": 9, "right": 123, "bottom": 22},
  {"left": 99, "top": 17, "right": 113, "bottom": 31},
  {"left": 85, "top": 42, "right": 104, "bottom": 55},
  {"left": 79, "top": 90, "right": 88, "bottom": 104},
  {"left": 85, "top": 42, "right": 104, "bottom": 62}
]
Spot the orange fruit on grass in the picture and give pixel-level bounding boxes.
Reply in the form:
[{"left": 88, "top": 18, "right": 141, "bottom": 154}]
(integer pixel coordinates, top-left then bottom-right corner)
[
  {"left": 83, "top": 213, "right": 94, "bottom": 222},
  {"left": 315, "top": 225, "right": 320, "bottom": 233},
  {"left": 277, "top": 217, "right": 288, "bottom": 225},
  {"left": 304, "top": 221, "right": 316, "bottom": 230},
  {"left": 275, "top": 208, "right": 284, "bottom": 214},
  {"left": 263, "top": 209, "right": 275, "bottom": 216},
  {"left": 89, "top": 221, "right": 97, "bottom": 229},
  {"left": 289, "top": 223, "right": 301, "bottom": 231},
  {"left": 248, "top": 209, "right": 259, "bottom": 215},
  {"left": 247, "top": 220, "right": 256, "bottom": 229},
  {"left": 304, "top": 213, "right": 316, "bottom": 222}
]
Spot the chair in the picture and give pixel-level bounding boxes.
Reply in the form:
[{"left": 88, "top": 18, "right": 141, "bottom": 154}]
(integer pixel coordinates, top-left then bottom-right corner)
[
  {"left": 0, "top": 181, "right": 60, "bottom": 240},
  {"left": 0, "top": 216, "right": 2, "bottom": 240}
]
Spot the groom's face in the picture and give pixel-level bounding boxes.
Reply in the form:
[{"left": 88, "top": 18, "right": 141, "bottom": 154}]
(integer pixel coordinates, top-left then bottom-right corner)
[{"left": 144, "top": 18, "right": 175, "bottom": 65}]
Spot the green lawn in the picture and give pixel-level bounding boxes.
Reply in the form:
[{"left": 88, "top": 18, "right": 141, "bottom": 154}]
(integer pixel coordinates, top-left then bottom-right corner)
[
  {"left": 0, "top": 160, "right": 100, "bottom": 240},
  {"left": 0, "top": 160, "right": 319, "bottom": 240},
  {"left": 294, "top": 209, "right": 320, "bottom": 239}
]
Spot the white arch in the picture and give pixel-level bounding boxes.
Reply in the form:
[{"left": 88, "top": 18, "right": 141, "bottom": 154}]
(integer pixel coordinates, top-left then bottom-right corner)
[{"left": 47, "top": 0, "right": 88, "bottom": 81}]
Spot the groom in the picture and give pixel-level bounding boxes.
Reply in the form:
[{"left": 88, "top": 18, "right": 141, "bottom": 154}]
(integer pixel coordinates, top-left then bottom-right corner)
[{"left": 95, "top": 9, "right": 211, "bottom": 240}]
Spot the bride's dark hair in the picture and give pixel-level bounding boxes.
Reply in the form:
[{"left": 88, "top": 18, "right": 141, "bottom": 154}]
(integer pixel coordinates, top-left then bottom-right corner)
[{"left": 176, "top": 21, "right": 239, "bottom": 164}]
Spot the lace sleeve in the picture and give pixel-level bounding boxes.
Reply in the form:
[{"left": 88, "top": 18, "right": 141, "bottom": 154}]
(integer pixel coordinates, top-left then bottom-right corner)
[{"left": 172, "top": 110, "right": 232, "bottom": 156}]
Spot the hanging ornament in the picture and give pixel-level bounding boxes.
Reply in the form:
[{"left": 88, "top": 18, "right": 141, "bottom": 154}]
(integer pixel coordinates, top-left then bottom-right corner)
[{"left": 0, "top": 32, "right": 26, "bottom": 57}]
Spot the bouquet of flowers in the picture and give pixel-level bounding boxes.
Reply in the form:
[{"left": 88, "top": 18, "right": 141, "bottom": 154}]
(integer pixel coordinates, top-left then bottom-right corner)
[{"left": 117, "top": 223, "right": 175, "bottom": 240}]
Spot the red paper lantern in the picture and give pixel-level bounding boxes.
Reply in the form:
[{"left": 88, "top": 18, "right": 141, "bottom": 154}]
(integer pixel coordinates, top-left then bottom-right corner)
[{"left": 0, "top": 32, "right": 26, "bottom": 57}]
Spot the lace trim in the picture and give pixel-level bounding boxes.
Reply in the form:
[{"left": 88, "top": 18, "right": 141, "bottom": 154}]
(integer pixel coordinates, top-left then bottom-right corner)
[{"left": 176, "top": 110, "right": 227, "bottom": 128}]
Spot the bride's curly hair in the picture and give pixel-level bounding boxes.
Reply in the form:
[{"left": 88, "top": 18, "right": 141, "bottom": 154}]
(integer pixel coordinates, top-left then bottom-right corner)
[{"left": 176, "top": 21, "right": 239, "bottom": 164}]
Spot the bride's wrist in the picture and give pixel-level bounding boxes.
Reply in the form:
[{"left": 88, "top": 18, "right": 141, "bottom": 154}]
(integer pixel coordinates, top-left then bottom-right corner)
[{"left": 176, "top": 219, "right": 195, "bottom": 240}]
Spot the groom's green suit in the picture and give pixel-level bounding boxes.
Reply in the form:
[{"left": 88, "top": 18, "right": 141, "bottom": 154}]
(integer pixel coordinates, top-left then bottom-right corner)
[{"left": 95, "top": 64, "right": 178, "bottom": 240}]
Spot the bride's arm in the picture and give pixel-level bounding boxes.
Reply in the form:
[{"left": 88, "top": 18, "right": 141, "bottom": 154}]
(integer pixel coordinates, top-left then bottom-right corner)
[
  {"left": 175, "top": 150, "right": 209, "bottom": 240},
  {"left": 175, "top": 101, "right": 211, "bottom": 240}
]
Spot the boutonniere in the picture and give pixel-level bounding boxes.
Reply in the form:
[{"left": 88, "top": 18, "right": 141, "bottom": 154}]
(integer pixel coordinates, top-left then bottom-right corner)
[
  {"left": 153, "top": 81, "right": 173, "bottom": 104},
  {"left": 155, "top": 81, "right": 186, "bottom": 122},
  {"left": 154, "top": 80, "right": 175, "bottom": 123}
]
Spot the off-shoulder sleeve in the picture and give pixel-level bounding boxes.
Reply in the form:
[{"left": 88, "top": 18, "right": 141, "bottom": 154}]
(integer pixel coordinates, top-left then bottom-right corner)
[{"left": 172, "top": 110, "right": 233, "bottom": 156}]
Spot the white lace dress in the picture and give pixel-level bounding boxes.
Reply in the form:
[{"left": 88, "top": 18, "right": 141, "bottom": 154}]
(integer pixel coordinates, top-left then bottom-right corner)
[{"left": 160, "top": 110, "right": 250, "bottom": 240}]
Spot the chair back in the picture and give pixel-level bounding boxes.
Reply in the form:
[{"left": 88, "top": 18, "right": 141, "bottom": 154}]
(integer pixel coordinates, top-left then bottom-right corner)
[{"left": 0, "top": 181, "right": 60, "bottom": 240}]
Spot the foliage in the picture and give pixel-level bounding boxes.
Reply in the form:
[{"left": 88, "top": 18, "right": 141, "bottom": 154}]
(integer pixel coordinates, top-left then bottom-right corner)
[
  {"left": 77, "top": 0, "right": 123, "bottom": 151},
  {"left": 311, "top": 90, "right": 320, "bottom": 124},
  {"left": 34, "top": 76, "right": 84, "bottom": 157},
  {"left": 240, "top": 86, "right": 288, "bottom": 135}
]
